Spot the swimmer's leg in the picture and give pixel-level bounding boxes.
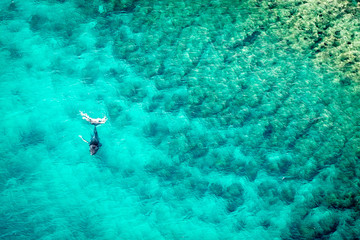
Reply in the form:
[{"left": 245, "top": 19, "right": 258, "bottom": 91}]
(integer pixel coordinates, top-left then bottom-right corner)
[{"left": 93, "top": 126, "right": 100, "bottom": 140}]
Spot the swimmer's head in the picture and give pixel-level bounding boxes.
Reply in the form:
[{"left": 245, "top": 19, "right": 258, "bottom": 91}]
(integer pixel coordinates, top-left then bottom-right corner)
[{"left": 90, "top": 144, "right": 99, "bottom": 155}]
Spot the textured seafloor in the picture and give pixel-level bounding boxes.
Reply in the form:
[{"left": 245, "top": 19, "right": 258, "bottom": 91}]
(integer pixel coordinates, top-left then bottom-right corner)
[{"left": 1, "top": 0, "right": 360, "bottom": 239}]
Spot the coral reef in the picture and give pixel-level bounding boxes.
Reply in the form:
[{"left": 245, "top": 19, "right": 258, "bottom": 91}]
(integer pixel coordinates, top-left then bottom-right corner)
[
  {"left": 248, "top": 0, "right": 360, "bottom": 85},
  {"left": 2, "top": 0, "right": 360, "bottom": 239}
]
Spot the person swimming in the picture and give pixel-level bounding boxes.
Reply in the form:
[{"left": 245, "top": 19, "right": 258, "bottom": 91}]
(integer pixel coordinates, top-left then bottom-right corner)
[
  {"left": 79, "top": 111, "right": 107, "bottom": 155},
  {"left": 80, "top": 111, "right": 107, "bottom": 126}
]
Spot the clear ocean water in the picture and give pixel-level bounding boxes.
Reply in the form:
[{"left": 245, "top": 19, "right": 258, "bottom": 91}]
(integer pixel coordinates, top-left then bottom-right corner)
[{"left": 1, "top": 0, "right": 360, "bottom": 239}]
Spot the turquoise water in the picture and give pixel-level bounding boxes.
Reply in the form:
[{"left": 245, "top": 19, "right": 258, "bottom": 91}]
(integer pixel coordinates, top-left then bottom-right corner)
[{"left": 1, "top": 0, "right": 360, "bottom": 239}]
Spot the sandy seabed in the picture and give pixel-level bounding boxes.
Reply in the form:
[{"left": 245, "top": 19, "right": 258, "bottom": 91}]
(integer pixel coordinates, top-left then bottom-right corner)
[{"left": 1, "top": 0, "right": 360, "bottom": 239}]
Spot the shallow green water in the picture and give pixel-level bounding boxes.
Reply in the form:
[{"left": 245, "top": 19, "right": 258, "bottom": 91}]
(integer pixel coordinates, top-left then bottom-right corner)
[{"left": 1, "top": 0, "right": 360, "bottom": 239}]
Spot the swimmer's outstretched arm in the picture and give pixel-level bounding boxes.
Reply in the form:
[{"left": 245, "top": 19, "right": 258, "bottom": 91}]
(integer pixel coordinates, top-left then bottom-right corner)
[
  {"left": 80, "top": 111, "right": 107, "bottom": 126},
  {"left": 79, "top": 135, "right": 89, "bottom": 144}
]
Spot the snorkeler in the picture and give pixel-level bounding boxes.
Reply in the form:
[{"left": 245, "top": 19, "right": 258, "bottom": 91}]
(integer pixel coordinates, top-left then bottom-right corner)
[
  {"left": 79, "top": 111, "right": 107, "bottom": 155},
  {"left": 80, "top": 111, "right": 107, "bottom": 126}
]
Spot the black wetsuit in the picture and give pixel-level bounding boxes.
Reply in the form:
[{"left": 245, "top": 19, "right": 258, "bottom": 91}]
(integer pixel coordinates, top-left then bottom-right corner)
[{"left": 89, "top": 126, "right": 102, "bottom": 155}]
